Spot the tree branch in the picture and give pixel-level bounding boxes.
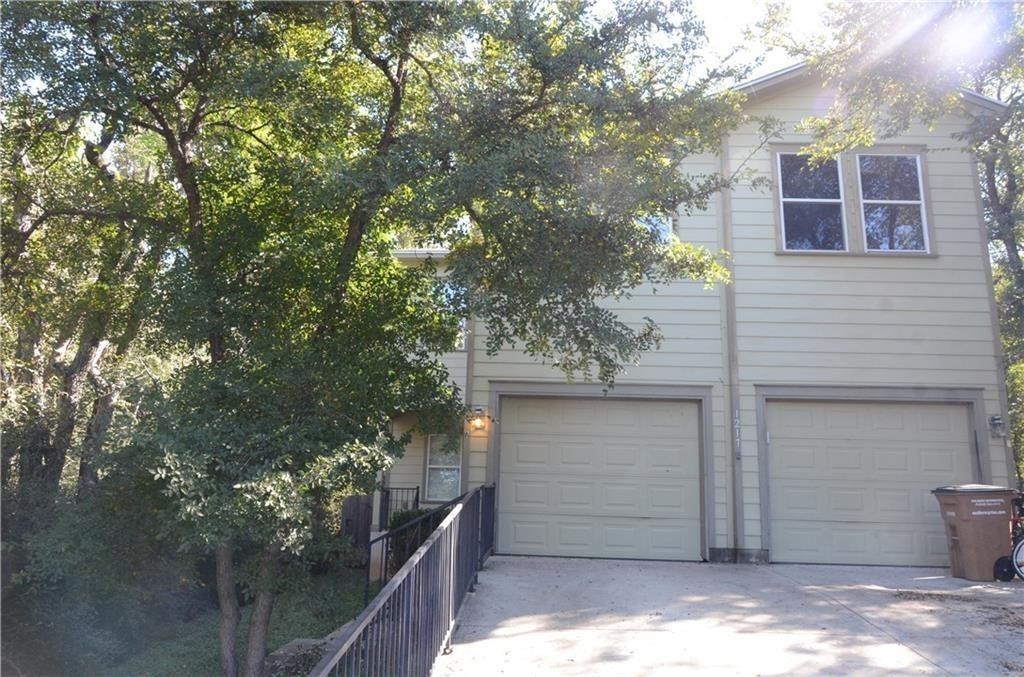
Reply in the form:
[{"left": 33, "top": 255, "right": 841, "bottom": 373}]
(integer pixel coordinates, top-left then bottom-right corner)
[
  {"left": 208, "top": 120, "right": 276, "bottom": 153},
  {"left": 83, "top": 116, "right": 118, "bottom": 182},
  {"left": 409, "top": 52, "right": 454, "bottom": 115},
  {"left": 346, "top": 2, "right": 399, "bottom": 89}
]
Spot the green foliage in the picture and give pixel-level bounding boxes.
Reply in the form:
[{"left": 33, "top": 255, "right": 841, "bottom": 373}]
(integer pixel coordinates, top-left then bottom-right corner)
[
  {"left": 388, "top": 507, "right": 442, "bottom": 532},
  {"left": 3, "top": 481, "right": 207, "bottom": 674},
  {"left": 996, "top": 266, "right": 1024, "bottom": 482},
  {"left": 16, "top": 465, "right": 184, "bottom": 592},
  {"left": 1007, "top": 361, "right": 1024, "bottom": 483}
]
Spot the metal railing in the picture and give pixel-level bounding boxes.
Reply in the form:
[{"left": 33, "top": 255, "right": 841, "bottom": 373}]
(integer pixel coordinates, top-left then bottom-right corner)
[
  {"left": 365, "top": 494, "right": 459, "bottom": 605},
  {"left": 378, "top": 486, "right": 421, "bottom": 530},
  {"left": 310, "top": 484, "right": 496, "bottom": 677}
]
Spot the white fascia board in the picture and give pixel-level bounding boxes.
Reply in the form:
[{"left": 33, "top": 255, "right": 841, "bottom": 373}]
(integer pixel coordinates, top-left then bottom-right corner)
[{"left": 392, "top": 248, "right": 450, "bottom": 262}]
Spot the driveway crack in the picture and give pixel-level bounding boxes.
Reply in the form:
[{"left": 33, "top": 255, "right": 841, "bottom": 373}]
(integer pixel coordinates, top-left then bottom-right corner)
[{"left": 763, "top": 567, "right": 951, "bottom": 675}]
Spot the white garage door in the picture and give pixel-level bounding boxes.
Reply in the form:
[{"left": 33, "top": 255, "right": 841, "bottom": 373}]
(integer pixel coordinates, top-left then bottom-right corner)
[
  {"left": 767, "top": 400, "right": 976, "bottom": 566},
  {"left": 498, "top": 397, "right": 702, "bottom": 560}
]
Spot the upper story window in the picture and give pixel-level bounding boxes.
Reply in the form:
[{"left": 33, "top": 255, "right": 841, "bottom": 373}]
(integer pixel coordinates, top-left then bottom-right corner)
[
  {"left": 857, "top": 154, "right": 928, "bottom": 252},
  {"left": 778, "top": 153, "right": 846, "bottom": 251},
  {"left": 775, "top": 149, "right": 932, "bottom": 255}
]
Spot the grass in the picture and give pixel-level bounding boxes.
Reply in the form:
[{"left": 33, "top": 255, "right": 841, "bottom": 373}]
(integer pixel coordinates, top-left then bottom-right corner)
[{"left": 109, "top": 570, "right": 368, "bottom": 677}]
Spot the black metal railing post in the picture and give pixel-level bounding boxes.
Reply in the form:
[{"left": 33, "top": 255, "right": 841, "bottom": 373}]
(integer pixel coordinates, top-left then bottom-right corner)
[{"left": 379, "top": 488, "right": 391, "bottom": 530}]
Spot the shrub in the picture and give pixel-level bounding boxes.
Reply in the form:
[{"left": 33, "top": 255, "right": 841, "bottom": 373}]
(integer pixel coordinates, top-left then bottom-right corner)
[{"left": 386, "top": 507, "right": 450, "bottom": 575}]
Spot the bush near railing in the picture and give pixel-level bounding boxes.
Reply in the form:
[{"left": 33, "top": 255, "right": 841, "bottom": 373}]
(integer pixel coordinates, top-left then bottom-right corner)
[
  {"left": 387, "top": 507, "right": 451, "bottom": 576},
  {"left": 378, "top": 486, "right": 420, "bottom": 529}
]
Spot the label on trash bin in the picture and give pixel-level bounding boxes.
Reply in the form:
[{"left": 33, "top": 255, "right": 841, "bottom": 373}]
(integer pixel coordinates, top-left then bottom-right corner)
[{"left": 968, "top": 498, "right": 1007, "bottom": 517}]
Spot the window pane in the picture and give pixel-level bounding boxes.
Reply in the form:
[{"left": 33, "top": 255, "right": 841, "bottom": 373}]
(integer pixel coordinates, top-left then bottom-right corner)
[
  {"left": 426, "top": 468, "right": 460, "bottom": 501},
  {"left": 428, "top": 436, "right": 460, "bottom": 467},
  {"left": 864, "top": 204, "right": 926, "bottom": 251},
  {"left": 858, "top": 155, "right": 921, "bottom": 201},
  {"left": 783, "top": 203, "right": 845, "bottom": 250},
  {"left": 780, "top": 154, "right": 840, "bottom": 199}
]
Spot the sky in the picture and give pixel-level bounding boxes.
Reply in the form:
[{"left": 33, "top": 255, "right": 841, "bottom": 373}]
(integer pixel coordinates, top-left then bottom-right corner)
[{"left": 690, "top": 0, "right": 828, "bottom": 80}]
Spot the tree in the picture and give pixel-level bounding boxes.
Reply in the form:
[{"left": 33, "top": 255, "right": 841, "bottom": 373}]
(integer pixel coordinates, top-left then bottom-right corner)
[
  {"left": 1, "top": 95, "right": 173, "bottom": 536},
  {"left": 757, "top": 0, "right": 1024, "bottom": 481},
  {"left": 3, "top": 2, "right": 746, "bottom": 674}
]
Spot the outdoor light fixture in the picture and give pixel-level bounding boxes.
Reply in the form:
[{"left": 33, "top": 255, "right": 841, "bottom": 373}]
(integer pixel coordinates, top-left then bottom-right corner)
[
  {"left": 471, "top": 407, "right": 487, "bottom": 431},
  {"left": 990, "top": 415, "right": 1006, "bottom": 438}
]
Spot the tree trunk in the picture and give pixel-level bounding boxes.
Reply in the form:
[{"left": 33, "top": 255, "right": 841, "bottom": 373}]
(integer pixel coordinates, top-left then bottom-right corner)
[
  {"left": 76, "top": 376, "right": 123, "bottom": 500},
  {"left": 243, "top": 544, "right": 281, "bottom": 677},
  {"left": 9, "top": 318, "right": 48, "bottom": 538},
  {"left": 47, "top": 337, "right": 108, "bottom": 497},
  {"left": 216, "top": 543, "right": 241, "bottom": 677}
]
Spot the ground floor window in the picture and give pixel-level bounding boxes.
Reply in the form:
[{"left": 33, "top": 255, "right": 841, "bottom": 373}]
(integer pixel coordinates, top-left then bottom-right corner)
[{"left": 425, "top": 434, "right": 462, "bottom": 501}]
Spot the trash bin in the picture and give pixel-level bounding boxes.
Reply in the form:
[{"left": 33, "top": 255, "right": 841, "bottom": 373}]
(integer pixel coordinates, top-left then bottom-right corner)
[{"left": 932, "top": 484, "right": 1015, "bottom": 581}]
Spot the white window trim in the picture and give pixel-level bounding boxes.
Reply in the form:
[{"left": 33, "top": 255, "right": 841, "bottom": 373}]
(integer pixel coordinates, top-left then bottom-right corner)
[
  {"left": 855, "top": 153, "right": 930, "bottom": 254},
  {"left": 424, "top": 434, "right": 462, "bottom": 502},
  {"left": 777, "top": 152, "right": 849, "bottom": 252}
]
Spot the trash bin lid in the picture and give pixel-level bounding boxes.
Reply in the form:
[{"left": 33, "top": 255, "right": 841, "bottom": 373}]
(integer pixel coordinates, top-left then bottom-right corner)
[{"left": 931, "top": 483, "right": 1013, "bottom": 494}]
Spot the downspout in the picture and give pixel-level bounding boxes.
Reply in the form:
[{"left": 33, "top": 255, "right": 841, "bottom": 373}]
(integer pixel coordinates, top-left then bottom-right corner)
[
  {"left": 462, "top": 316, "right": 476, "bottom": 493},
  {"left": 720, "top": 133, "right": 745, "bottom": 559}
]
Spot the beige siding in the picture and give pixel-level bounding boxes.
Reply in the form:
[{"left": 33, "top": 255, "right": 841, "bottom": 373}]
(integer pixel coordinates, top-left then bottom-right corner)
[
  {"left": 387, "top": 413, "right": 472, "bottom": 508},
  {"left": 440, "top": 348, "right": 468, "bottom": 396},
  {"left": 729, "top": 80, "right": 1012, "bottom": 550},
  {"left": 465, "top": 281, "right": 731, "bottom": 548},
  {"left": 387, "top": 414, "right": 426, "bottom": 492},
  {"left": 384, "top": 81, "right": 1014, "bottom": 558},
  {"left": 463, "top": 156, "right": 733, "bottom": 548}
]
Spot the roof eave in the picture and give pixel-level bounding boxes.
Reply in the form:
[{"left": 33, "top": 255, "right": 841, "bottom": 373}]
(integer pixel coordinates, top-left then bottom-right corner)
[
  {"left": 735, "top": 61, "right": 1009, "bottom": 113},
  {"left": 959, "top": 90, "right": 1009, "bottom": 114},
  {"left": 735, "top": 62, "right": 809, "bottom": 97}
]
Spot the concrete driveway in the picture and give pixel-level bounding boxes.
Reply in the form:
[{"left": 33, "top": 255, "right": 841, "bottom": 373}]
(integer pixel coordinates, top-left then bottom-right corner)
[{"left": 432, "top": 556, "right": 1024, "bottom": 676}]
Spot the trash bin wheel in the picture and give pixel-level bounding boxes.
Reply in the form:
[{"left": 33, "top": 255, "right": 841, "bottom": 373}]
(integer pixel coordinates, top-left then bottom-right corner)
[{"left": 994, "top": 556, "right": 1016, "bottom": 582}]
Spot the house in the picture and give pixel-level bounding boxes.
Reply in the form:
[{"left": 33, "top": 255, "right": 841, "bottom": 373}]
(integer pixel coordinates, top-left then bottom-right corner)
[{"left": 380, "top": 64, "right": 1016, "bottom": 567}]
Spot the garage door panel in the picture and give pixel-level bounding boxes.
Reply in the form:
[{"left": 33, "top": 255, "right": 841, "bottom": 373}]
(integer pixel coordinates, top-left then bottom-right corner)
[
  {"left": 770, "top": 444, "right": 972, "bottom": 482},
  {"left": 502, "top": 399, "right": 697, "bottom": 438},
  {"left": 768, "top": 400, "right": 974, "bottom": 565},
  {"left": 499, "top": 397, "right": 701, "bottom": 560},
  {"left": 771, "top": 480, "right": 944, "bottom": 524},
  {"left": 772, "top": 520, "right": 949, "bottom": 566},
  {"left": 501, "top": 436, "right": 699, "bottom": 477},
  {"left": 500, "top": 473, "right": 700, "bottom": 518},
  {"left": 499, "top": 514, "right": 700, "bottom": 559},
  {"left": 774, "top": 403, "right": 969, "bottom": 443}
]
